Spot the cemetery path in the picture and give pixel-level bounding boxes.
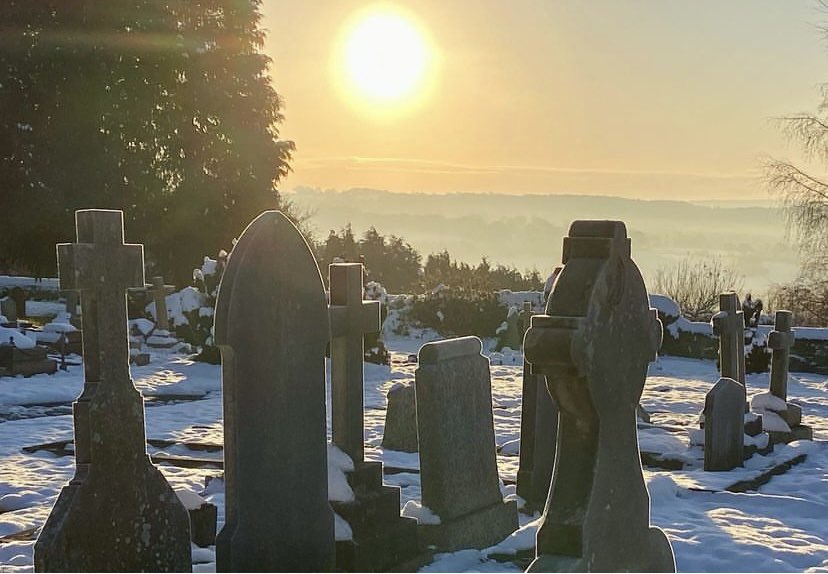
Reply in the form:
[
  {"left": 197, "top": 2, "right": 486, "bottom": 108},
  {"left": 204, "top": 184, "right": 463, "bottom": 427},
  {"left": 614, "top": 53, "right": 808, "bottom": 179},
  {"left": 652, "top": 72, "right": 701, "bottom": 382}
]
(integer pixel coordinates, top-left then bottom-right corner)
[{"left": 0, "top": 344, "right": 825, "bottom": 572}]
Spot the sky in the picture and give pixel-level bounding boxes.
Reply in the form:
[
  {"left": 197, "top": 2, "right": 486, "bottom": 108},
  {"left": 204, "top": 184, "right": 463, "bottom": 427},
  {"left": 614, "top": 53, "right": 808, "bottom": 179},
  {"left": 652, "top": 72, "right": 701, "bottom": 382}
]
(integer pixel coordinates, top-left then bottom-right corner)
[{"left": 262, "top": 1, "right": 828, "bottom": 200}]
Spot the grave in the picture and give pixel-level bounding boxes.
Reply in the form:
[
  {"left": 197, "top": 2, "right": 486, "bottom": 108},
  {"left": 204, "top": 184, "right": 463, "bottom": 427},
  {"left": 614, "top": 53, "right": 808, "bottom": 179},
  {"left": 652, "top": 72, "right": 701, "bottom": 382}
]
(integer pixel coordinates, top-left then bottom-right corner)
[
  {"left": 516, "top": 299, "right": 559, "bottom": 514},
  {"left": 9, "top": 286, "right": 26, "bottom": 318},
  {"left": 146, "top": 276, "right": 178, "bottom": 349},
  {"left": 704, "top": 377, "right": 745, "bottom": 471},
  {"left": 382, "top": 382, "right": 419, "bottom": 453},
  {"left": 750, "top": 310, "right": 814, "bottom": 443},
  {"left": 214, "top": 211, "right": 335, "bottom": 572},
  {"left": 523, "top": 220, "right": 675, "bottom": 572},
  {"left": 0, "top": 296, "right": 17, "bottom": 322},
  {"left": 328, "top": 262, "right": 419, "bottom": 571},
  {"left": 34, "top": 209, "right": 191, "bottom": 572},
  {"left": 415, "top": 336, "right": 518, "bottom": 551},
  {"left": 63, "top": 289, "right": 81, "bottom": 325},
  {"left": 0, "top": 344, "right": 57, "bottom": 378}
]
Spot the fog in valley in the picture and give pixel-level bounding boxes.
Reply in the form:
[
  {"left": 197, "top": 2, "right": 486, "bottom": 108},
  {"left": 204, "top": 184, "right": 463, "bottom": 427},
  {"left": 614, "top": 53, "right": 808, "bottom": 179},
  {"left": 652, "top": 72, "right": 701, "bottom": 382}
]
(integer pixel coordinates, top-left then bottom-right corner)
[{"left": 289, "top": 187, "right": 800, "bottom": 296}]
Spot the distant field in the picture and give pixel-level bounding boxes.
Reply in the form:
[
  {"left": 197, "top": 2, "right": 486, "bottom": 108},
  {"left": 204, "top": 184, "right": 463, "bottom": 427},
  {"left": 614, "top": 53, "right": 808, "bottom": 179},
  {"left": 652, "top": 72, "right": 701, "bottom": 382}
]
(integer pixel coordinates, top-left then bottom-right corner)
[{"left": 288, "top": 187, "right": 800, "bottom": 295}]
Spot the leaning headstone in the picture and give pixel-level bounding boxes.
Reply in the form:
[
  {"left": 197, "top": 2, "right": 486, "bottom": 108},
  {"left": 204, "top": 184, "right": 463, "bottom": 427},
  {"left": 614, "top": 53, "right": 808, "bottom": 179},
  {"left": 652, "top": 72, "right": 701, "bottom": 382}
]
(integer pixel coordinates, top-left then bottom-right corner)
[
  {"left": 415, "top": 336, "right": 518, "bottom": 551},
  {"left": 34, "top": 209, "right": 191, "bottom": 572},
  {"left": 524, "top": 221, "right": 675, "bottom": 572},
  {"left": 382, "top": 382, "right": 419, "bottom": 453},
  {"left": 328, "top": 262, "right": 419, "bottom": 571},
  {"left": 704, "top": 377, "right": 745, "bottom": 471},
  {"left": 214, "top": 211, "right": 334, "bottom": 572},
  {"left": 0, "top": 296, "right": 17, "bottom": 322},
  {"left": 516, "top": 301, "right": 559, "bottom": 514}
]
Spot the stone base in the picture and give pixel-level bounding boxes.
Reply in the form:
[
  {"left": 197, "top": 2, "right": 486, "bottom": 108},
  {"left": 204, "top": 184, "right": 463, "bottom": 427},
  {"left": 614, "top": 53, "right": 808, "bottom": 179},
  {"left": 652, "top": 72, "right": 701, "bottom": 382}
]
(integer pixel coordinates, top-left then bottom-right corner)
[
  {"left": 0, "top": 345, "right": 58, "bottom": 377},
  {"left": 189, "top": 502, "right": 217, "bottom": 548},
  {"left": 768, "top": 425, "right": 814, "bottom": 445},
  {"left": 331, "top": 461, "right": 419, "bottom": 572},
  {"left": 419, "top": 500, "right": 518, "bottom": 552}
]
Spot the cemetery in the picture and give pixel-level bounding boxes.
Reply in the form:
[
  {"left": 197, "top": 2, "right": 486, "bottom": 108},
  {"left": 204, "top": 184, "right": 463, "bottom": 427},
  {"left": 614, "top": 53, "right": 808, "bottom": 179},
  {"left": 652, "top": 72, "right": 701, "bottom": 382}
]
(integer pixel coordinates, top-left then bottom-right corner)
[{"left": 0, "top": 209, "right": 823, "bottom": 572}]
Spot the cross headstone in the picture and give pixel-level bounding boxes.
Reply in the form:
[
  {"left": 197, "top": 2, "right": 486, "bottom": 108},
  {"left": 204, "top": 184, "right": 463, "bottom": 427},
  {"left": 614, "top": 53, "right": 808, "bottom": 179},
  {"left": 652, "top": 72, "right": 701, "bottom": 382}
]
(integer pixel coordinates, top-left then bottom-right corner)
[
  {"left": 0, "top": 296, "right": 17, "bottom": 322},
  {"left": 327, "top": 263, "right": 419, "bottom": 571},
  {"left": 415, "top": 336, "right": 518, "bottom": 551},
  {"left": 34, "top": 209, "right": 191, "bottom": 572},
  {"left": 149, "top": 275, "right": 175, "bottom": 331},
  {"left": 712, "top": 292, "right": 745, "bottom": 384},
  {"left": 768, "top": 310, "right": 794, "bottom": 401},
  {"left": 9, "top": 287, "right": 26, "bottom": 319},
  {"left": 214, "top": 211, "right": 334, "bottom": 572},
  {"left": 328, "top": 262, "right": 380, "bottom": 464},
  {"left": 523, "top": 221, "right": 675, "bottom": 572},
  {"left": 516, "top": 300, "right": 559, "bottom": 513},
  {"left": 704, "top": 377, "right": 744, "bottom": 471}
]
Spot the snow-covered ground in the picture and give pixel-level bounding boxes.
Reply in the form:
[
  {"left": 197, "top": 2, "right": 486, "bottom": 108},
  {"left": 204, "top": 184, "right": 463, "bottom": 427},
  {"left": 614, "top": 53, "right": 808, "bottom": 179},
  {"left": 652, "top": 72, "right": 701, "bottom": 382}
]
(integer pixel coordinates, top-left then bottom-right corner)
[{"left": 0, "top": 333, "right": 825, "bottom": 572}]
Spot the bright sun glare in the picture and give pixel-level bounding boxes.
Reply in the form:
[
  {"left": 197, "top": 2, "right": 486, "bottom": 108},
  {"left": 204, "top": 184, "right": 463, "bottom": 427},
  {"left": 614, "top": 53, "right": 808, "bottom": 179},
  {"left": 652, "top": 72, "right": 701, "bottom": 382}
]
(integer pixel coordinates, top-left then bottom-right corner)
[{"left": 339, "top": 7, "right": 432, "bottom": 110}]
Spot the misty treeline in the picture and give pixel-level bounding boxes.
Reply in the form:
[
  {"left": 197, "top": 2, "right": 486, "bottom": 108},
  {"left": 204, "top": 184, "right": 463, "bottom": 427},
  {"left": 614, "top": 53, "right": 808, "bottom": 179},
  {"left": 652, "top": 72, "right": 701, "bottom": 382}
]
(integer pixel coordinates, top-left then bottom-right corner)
[
  {"left": 314, "top": 224, "right": 545, "bottom": 294},
  {"left": 0, "top": 0, "right": 293, "bottom": 287}
]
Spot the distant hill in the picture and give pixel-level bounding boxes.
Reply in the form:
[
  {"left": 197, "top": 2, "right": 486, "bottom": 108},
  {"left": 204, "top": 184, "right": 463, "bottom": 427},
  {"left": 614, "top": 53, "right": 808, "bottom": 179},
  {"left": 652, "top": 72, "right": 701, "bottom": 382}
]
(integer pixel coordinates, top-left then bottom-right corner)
[{"left": 287, "top": 187, "right": 799, "bottom": 295}]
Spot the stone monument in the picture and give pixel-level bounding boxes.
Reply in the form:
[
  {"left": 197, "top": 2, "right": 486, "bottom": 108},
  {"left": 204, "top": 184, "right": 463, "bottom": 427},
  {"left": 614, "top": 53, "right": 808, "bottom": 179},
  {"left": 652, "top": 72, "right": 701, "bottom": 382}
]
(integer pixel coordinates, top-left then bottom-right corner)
[
  {"left": 328, "top": 262, "right": 419, "bottom": 571},
  {"left": 382, "top": 382, "right": 419, "bottom": 453},
  {"left": 523, "top": 220, "right": 675, "bottom": 572},
  {"left": 704, "top": 377, "right": 745, "bottom": 471},
  {"left": 214, "top": 211, "right": 335, "bottom": 572},
  {"left": 34, "top": 209, "right": 191, "bottom": 572},
  {"left": 415, "top": 336, "right": 518, "bottom": 551}
]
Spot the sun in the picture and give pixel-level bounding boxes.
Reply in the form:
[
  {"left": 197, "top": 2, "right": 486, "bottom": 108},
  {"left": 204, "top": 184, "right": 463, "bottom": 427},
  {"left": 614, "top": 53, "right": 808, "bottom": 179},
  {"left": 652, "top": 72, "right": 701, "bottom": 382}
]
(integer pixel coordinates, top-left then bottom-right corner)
[{"left": 336, "top": 6, "right": 434, "bottom": 113}]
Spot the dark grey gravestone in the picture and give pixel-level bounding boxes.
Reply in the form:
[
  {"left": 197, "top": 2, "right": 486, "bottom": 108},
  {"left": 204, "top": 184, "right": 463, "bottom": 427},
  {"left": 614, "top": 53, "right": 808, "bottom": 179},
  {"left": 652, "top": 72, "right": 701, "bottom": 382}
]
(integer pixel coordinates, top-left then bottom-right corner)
[
  {"left": 34, "top": 210, "right": 191, "bottom": 572},
  {"left": 214, "top": 211, "right": 334, "bottom": 572},
  {"left": 150, "top": 275, "right": 174, "bottom": 331},
  {"left": 704, "top": 377, "right": 745, "bottom": 471},
  {"left": 516, "top": 301, "right": 559, "bottom": 514},
  {"left": 768, "top": 310, "right": 794, "bottom": 401},
  {"left": 9, "top": 287, "right": 26, "bottom": 318},
  {"left": 712, "top": 292, "right": 745, "bottom": 384},
  {"left": 63, "top": 290, "right": 80, "bottom": 325},
  {"left": 328, "top": 263, "right": 418, "bottom": 572},
  {"left": 382, "top": 383, "right": 419, "bottom": 453},
  {"left": 0, "top": 296, "right": 17, "bottom": 322},
  {"left": 524, "top": 221, "right": 675, "bottom": 572},
  {"left": 415, "top": 336, "right": 518, "bottom": 551}
]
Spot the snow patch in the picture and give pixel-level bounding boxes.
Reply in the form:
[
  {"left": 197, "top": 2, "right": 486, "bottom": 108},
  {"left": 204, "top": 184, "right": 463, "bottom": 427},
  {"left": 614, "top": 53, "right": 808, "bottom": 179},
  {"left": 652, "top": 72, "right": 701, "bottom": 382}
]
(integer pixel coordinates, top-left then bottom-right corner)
[{"left": 401, "top": 500, "right": 441, "bottom": 525}]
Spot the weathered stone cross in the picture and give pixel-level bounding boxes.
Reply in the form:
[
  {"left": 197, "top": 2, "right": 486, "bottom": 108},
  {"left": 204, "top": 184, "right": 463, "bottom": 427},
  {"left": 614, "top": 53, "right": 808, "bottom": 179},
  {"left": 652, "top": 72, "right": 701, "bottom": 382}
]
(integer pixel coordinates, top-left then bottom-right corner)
[
  {"left": 149, "top": 275, "right": 175, "bottom": 330},
  {"left": 329, "top": 263, "right": 380, "bottom": 463},
  {"left": 712, "top": 292, "right": 745, "bottom": 385},
  {"left": 768, "top": 310, "right": 795, "bottom": 401}
]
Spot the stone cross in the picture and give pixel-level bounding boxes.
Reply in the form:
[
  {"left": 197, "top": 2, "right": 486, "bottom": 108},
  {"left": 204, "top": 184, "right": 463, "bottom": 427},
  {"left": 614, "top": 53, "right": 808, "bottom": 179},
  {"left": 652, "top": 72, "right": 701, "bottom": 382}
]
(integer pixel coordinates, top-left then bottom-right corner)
[
  {"left": 9, "top": 287, "right": 26, "bottom": 319},
  {"left": 415, "top": 336, "right": 518, "bottom": 551},
  {"left": 35, "top": 209, "right": 190, "bottom": 572},
  {"left": 149, "top": 275, "right": 175, "bottom": 331},
  {"left": 214, "top": 211, "right": 334, "bottom": 571},
  {"left": 768, "top": 310, "right": 795, "bottom": 401},
  {"left": 516, "top": 298, "right": 559, "bottom": 513},
  {"left": 523, "top": 221, "right": 675, "bottom": 572},
  {"left": 328, "top": 263, "right": 380, "bottom": 464},
  {"left": 712, "top": 292, "right": 745, "bottom": 384},
  {"left": 704, "top": 377, "right": 744, "bottom": 471}
]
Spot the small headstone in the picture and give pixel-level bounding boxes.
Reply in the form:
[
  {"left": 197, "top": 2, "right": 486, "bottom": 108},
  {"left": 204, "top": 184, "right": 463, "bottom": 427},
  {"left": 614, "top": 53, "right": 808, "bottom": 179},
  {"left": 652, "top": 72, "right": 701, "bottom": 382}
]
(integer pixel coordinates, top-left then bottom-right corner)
[
  {"left": 516, "top": 301, "right": 559, "bottom": 514},
  {"left": 0, "top": 297, "right": 17, "bottom": 322},
  {"left": 34, "top": 209, "right": 191, "bottom": 572},
  {"left": 214, "top": 211, "right": 334, "bottom": 572},
  {"left": 382, "top": 383, "right": 419, "bottom": 453},
  {"left": 523, "top": 221, "right": 675, "bottom": 572},
  {"left": 768, "top": 310, "right": 794, "bottom": 401},
  {"left": 415, "top": 336, "right": 518, "bottom": 551},
  {"left": 149, "top": 275, "right": 174, "bottom": 331},
  {"left": 9, "top": 287, "right": 26, "bottom": 318},
  {"left": 704, "top": 377, "right": 745, "bottom": 471}
]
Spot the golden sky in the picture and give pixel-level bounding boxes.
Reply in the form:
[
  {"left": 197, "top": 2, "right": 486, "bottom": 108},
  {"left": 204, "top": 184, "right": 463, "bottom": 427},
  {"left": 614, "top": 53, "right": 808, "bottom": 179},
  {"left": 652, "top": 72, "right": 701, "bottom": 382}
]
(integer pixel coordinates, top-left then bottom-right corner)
[{"left": 263, "top": 1, "right": 828, "bottom": 200}]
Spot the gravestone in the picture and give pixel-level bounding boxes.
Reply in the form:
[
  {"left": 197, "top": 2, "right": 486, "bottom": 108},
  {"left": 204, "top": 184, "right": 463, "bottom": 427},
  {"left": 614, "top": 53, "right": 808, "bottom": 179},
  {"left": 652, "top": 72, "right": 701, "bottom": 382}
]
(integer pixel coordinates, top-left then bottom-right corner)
[
  {"left": 523, "top": 221, "right": 675, "bottom": 572},
  {"left": 34, "top": 209, "right": 191, "bottom": 572},
  {"left": 704, "top": 377, "right": 745, "bottom": 471},
  {"left": 516, "top": 300, "right": 559, "bottom": 514},
  {"left": 382, "top": 382, "right": 419, "bottom": 453},
  {"left": 0, "top": 296, "right": 17, "bottom": 322},
  {"left": 415, "top": 336, "right": 518, "bottom": 551},
  {"left": 150, "top": 275, "right": 174, "bottom": 331},
  {"left": 214, "top": 211, "right": 334, "bottom": 572},
  {"left": 63, "top": 290, "right": 81, "bottom": 326},
  {"left": 9, "top": 287, "right": 26, "bottom": 318},
  {"left": 753, "top": 310, "right": 814, "bottom": 443},
  {"left": 328, "top": 262, "right": 419, "bottom": 571},
  {"left": 712, "top": 292, "right": 745, "bottom": 385}
]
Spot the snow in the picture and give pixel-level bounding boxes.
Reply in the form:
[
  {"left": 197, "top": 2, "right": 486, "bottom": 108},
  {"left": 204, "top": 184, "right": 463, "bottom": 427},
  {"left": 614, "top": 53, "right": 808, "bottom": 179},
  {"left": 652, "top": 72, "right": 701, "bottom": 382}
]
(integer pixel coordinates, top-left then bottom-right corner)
[
  {"left": 649, "top": 294, "right": 681, "bottom": 319},
  {"left": 0, "top": 327, "right": 35, "bottom": 349},
  {"left": 751, "top": 392, "right": 789, "bottom": 413},
  {"left": 401, "top": 500, "right": 441, "bottom": 525},
  {"left": 793, "top": 327, "right": 828, "bottom": 341},
  {"left": 0, "top": 331, "right": 825, "bottom": 572},
  {"left": 760, "top": 411, "right": 792, "bottom": 434},
  {"left": 667, "top": 316, "right": 714, "bottom": 338}
]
